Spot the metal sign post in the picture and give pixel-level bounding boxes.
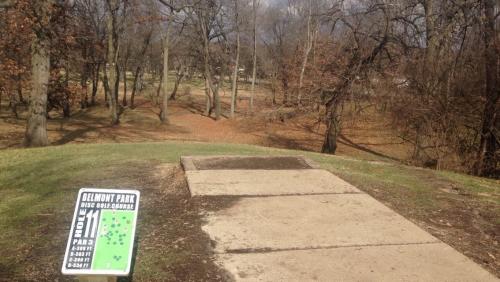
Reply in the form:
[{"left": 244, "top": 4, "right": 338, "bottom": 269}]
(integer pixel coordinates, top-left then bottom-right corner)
[{"left": 62, "top": 188, "right": 140, "bottom": 281}]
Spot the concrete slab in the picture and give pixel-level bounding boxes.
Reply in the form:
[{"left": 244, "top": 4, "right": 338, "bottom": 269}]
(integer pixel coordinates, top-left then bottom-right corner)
[
  {"left": 218, "top": 243, "right": 497, "bottom": 281},
  {"left": 186, "top": 169, "right": 361, "bottom": 196},
  {"left": 203, "top": 194, "right": 439, "bottom": 252},
  {"left": 182, "top": 156, "right": 496, "bottom": 280}
]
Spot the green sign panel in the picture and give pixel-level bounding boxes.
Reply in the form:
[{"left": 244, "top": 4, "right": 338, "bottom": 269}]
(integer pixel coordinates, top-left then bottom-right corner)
[{"left": 62, "top": 188, "right": 140, "bottom": 276}]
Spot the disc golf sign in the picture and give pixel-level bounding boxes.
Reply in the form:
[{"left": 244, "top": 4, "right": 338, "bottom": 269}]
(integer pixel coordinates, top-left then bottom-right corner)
[{"left": 62, "top": 188, "right": 140, "bottom": 276}]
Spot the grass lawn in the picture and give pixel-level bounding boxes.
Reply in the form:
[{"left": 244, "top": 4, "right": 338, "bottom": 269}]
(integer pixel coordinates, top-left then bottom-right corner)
[{"left": 0, "top": 142, "right": 499, "bottom": 280}]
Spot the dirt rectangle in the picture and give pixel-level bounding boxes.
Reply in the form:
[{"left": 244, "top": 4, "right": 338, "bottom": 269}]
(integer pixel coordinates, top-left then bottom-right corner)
[{"left": 191, "top": 156, "right": 314, "bottom": 170}]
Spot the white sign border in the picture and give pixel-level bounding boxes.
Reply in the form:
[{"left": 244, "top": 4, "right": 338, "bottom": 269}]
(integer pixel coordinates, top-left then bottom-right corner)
[{"left": 61, "top": 188, "right": 141, "bottom": 276}]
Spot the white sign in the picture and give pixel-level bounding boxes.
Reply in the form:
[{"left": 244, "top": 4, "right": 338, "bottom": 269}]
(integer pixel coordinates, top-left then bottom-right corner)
[{"left": 62, "top": 188, "right": 140, "bottom": 276}]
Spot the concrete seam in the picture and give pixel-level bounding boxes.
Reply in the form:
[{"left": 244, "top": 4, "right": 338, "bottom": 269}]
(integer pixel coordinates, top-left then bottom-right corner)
[{"left": 218, "top": 241, "right": 443, "bottom": 255}]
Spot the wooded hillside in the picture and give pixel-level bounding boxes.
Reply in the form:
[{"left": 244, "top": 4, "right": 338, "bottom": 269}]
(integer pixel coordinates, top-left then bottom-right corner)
[{"left": 0, "top": 0, "right": 498, "bottom": 178}]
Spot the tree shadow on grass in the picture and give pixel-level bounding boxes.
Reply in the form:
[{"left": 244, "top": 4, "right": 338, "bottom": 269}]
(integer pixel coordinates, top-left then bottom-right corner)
[
  {"left": 263, "top": 133, "right": 314, "bottom": 152},
  {"left": 338, "top": 133, "right": 401, "bottom": 162}
]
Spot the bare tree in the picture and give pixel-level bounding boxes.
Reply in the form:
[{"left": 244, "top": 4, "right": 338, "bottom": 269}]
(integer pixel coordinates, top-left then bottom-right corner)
[
  {"left": 193, "top": 0, "right": 222, "bottom": 119},
  {"left": 159, "top": 9, "right": 172, "bottom": 123},
  {"left": 321, "top": 1, "right": 390, "bottom": 153},
  {"left": 249, "top": 0, "right": 259, "bottom": 112},
  {"left": 230, "top": 0, "right": 240, "bottom": 118},
  {"left": 130, "top": 29, "right": 152, "bottom": 108},
  {"left": 297, "top": 0, "right": 318, "bottom": 106},
  {"left": 104, "top": 0, "right": 121, "bottom": 125},
  {"left": 23, "top": 0, "right": 54, "bottom": 146}
]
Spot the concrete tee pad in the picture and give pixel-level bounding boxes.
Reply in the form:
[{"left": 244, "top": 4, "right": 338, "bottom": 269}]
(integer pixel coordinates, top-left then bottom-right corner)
[
  {"left": 186, "top": 169, "right": 361, "bottom": 196},
  {"left": 218, "top": 243, "right": 498, "bottom": 281},
  {"left": 203, "top": 194, "right": 439, "bottom": 253},
  {"left": 182, "top": 155, "right": 497, "bottom": 281}
]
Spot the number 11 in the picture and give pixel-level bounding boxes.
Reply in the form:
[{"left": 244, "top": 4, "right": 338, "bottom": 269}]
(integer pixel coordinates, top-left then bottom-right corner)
[{"left": 84, "top": 210, "right": 99, "bottom": 238}]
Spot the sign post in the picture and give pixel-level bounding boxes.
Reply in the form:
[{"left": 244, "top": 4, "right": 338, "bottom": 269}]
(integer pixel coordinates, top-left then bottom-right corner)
[{"left": 62, "top": 188, "right": 140, "bottom": 281}]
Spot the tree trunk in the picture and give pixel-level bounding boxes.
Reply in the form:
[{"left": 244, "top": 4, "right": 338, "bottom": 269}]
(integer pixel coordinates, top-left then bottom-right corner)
[
  {"left": 413, "top": 125, "right": 422, "bottom": 160},
  {"left": 24, "top": 33, "right": 50, "bottom": 146},
  {"left": 423, "top": 0, "right": 438, "bottom": 102},
  {"left": 16, "top": 73, "right": 25, "bottom": 104},
  {"left": 63, "top": 59, "right": 71, "bottom": 118},
  {"left": 230, "top": 0, "right": 240, "bottom": 118},
  {"left": 80, "top": 45, "right": 89, "bottom": 109},
  {"left": 213, "top": 79, "right": 221, "bottom": 120},
  {"left": 476, "top": 0, "right": 499, "bottom": 176},
  {"left": 91, "top": 63, "right": 100, "bottom": 106},
  {"left": 103, "top": 68, "right": 110, "bottom": 106},
  {"left": 156, "top": 68, "right": 163, "bottom": 102},
  {"left": 204, "top": 77, "right": 213, "bottom": 116},
  {"left": 8, "top": 86, "right": 19, "bottom": 119},
  {"left": 159, "top": 22, "right": 171, "bottom": 123},
  {"left": 130, "top": 66, "right": 141, "bottom": 108},
  {"left": 170, "top": 65, "right": 184, "bottom": 100},
  {"left": 85, "top": 80, "right": 92, "bottom": 108},
  {"left": 122, "top": 65, "right": 127, "bottom": 106},
  {"left": 121, "top": 44, "right": 130, "bottom": 107},
  {"left": 14, "top": 51, "right": 26, "bottom": 105},
  {"left": 424, "top": 0, "right": 438, "bottom": 65},
  {"left": 297, "top": 0, "right": 315, "bottom": 106},
  {"left": 205, "top": 68, "right": 216, "bottom": 119},
  {"left": 250, "top": 0, "right": 258, "bottom": 112},
  {"left": 200, "top": 15, "right": 216, "bottom": 118},
  {"left": 105, "top": 0, "right": 120, "bottom": 125},
  {"left": 322, "top": 102, "right": 341, "bottom": 154},
  {"left": 81, "top": 80, "right": 89, "bottom": 109},
  {"left": 130, "top": 29, "right": 152, "bottom": 108},
  {"left": 282, "top": 74, "right": 289, "bottom": 105},
  {"left": 24, "top": 1, "right": 53, "bottom": 147}
]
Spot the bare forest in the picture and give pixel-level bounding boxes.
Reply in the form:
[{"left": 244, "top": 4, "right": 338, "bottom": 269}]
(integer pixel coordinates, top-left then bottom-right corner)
[{"left": 0, "top": 0, "right": 498, "bottom": 178}]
